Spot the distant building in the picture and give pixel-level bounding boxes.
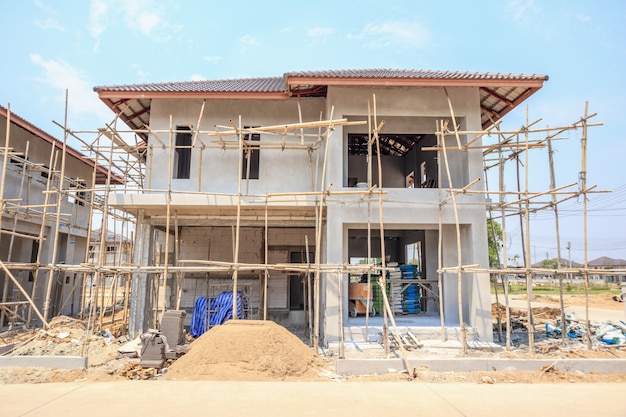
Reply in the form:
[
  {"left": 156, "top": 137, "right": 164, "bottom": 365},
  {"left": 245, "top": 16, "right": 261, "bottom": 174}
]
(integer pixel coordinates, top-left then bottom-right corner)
[{"left": 589, "top": 256, "right": 626, "bottom": 283}]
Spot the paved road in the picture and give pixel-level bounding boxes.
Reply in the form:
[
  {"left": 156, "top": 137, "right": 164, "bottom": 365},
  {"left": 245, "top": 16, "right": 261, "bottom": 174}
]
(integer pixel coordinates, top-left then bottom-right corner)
[{"left": 1, "top": 381, "right": 625, "bottom": 417}]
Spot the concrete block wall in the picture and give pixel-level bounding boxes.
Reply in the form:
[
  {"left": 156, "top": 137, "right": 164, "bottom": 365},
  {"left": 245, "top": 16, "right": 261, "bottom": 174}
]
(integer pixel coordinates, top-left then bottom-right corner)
[
  {"left": 177, "top": 226, "right": 316, "bottom": 318},
  {"left": 180, "top": 226, "right": 263, "bottom": 265}
]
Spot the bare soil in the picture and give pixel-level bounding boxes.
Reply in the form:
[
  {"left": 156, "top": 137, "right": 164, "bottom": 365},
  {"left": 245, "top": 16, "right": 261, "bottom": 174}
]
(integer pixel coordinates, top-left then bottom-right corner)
[{"left": 529, "top": 292, "right": 624, "bottom": 310}]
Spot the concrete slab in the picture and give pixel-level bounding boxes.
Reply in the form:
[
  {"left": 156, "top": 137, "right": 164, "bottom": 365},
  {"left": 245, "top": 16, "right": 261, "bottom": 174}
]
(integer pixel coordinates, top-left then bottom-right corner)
[
  {"left": 1, "top": 381, "right": 626, "bottom": 417},
  {"left": 337, "top": 357, "right": 626, "bottom": 375},
  {"left": 0, "top": 356, "right": 87, "bottom": 369}
]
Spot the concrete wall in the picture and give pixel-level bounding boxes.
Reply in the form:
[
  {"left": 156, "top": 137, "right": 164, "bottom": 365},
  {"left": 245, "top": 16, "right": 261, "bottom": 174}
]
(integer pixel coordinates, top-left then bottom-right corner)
[
  {"left": 146, "top": 98, "right": 325, "bottom": 194},
  {"left": 139, "top": 225, "right": 316, "bottom": 330}
]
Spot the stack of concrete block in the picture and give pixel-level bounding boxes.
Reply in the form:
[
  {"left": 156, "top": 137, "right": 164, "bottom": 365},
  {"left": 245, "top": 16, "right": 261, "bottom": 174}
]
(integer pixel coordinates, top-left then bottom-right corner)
[
  {"left": 138, "top": 331, "right": 166, "bottom": 368},
  {"left": 160, "top": 309, "right": 186, "bottom": 348}
]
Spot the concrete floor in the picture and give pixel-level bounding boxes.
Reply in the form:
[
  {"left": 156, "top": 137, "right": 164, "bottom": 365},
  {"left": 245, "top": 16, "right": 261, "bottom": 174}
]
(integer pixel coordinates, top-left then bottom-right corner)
[{"left": 1, "top": 381, "right": 625, "bottom": 417}]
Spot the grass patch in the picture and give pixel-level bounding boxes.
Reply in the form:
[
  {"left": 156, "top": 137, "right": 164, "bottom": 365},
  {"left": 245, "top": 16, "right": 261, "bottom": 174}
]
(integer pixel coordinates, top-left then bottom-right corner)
[{"left": 492, "top": 282, "right": 622, "bottom": 295}]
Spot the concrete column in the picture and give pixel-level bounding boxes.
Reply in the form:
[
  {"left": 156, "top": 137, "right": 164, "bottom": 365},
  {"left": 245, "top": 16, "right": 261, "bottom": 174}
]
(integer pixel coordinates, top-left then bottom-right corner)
[
  {"left": 322, "top": 213, "right": 343, "bottom": 343},
  {"left": 129, "top": 210, "right": 153, "bottom": 337}
]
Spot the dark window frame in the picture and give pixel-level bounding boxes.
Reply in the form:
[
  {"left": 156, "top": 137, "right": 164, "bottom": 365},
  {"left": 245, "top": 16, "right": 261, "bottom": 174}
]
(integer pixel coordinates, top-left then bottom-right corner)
[
  {"left": 242, "top": 128, "right": 260, "bottom": 180},
  {"left": 174, "top": 126, "right": 192, "bottom": 179}
]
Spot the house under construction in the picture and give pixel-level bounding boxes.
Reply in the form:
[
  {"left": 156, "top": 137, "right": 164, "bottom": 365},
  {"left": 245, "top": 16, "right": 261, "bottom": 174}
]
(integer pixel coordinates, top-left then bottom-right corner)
[{"left": 0, "top": 69, "right": 615, "bottom": 353}]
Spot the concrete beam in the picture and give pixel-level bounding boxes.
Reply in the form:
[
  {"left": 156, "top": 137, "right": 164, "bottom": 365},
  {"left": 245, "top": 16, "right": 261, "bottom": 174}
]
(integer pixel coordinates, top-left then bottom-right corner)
[
  {"left": 0, "top": 355, "right": 87, "bottom": 369},
  {"left": 337, "top": 358, "right": 626, "bottom": 375}
]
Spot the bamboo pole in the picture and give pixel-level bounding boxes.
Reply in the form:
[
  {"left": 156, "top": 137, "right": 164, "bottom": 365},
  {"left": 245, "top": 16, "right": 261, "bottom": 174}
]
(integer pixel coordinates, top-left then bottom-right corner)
[
  {"left": 547, "top": 137, "right": 567, "bottom": 347},
  {"left": 313, "top": 106, "right": 334, "bottom": 352},
  {"left": 497, "top": 129, "right": 511, "bottom": 350},
  {"left": 264, "top": 175, "right": 269, "bottom": 321},
  {"left": 305, "top": 234, "right": 312, "bottom": 343},
  {"left": 160, "top": 115, "right": 174, "bottom": 326},
  {"left": 232, "top": 115, "right": 244, "bottom": 320},
  {"left": 29, "top": 139, "right": 57, "bottom": 324},
  {"left": 372, "top": 95, "right": 412, "bottom": 376},
  {"left": 43, "top": 90, "right": 71, "bottom": 324}
]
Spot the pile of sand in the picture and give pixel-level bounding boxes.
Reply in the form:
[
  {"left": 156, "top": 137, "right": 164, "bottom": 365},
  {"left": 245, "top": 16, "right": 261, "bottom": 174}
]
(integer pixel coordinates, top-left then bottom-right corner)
[{"left": 166, "top": 320, "right": 329, "bottom": 381}]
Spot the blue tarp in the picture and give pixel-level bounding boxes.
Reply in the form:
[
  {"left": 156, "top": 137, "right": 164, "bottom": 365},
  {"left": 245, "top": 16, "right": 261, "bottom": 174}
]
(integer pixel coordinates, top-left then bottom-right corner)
[{"left": 190, "top": 291, "right": 249, "bottom": 337}]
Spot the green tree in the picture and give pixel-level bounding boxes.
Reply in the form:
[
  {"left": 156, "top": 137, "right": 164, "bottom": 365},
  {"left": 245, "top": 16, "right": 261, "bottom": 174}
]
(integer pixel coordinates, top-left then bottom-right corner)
[
  {"left": 541, "top": 258, "right": 559, "bottom": 269},
  {"left": 487, "top": 218, "right": 503, "bottom": 267}
]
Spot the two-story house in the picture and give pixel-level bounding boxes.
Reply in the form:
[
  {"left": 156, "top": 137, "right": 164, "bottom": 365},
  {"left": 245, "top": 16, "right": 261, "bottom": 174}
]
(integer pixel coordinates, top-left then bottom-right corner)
[{"left": 94, "top": 69, "right": 547, "bottom": 344}]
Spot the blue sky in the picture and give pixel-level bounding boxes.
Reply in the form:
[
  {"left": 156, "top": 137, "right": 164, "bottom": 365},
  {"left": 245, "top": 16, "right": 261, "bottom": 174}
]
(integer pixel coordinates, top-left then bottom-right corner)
[{"left": 1, "top": 0, "right": 625, "bottom": 263}]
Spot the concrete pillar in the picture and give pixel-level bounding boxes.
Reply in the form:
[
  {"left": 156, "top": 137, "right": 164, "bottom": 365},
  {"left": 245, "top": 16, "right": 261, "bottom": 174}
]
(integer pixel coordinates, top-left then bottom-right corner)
[
  {"left": 322, "top": 214, "right": 342, "bottom": 343},
  {"left": 129, "top": 210, "right": 154, "bottom": 337}
]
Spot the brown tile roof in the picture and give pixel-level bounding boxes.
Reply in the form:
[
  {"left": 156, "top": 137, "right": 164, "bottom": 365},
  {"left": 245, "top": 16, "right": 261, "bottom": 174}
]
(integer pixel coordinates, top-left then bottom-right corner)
[
  {"left": 94, "top": 69, "right": 548, "bottom": 93},
  {"left": 94, "top": 68, "right": 548, "bottom": 138},
  {"left": 94, "top": 77, "right": 285, "bottom": 93},
  {"left": 285, "top": 69, "right": 548, "bottom": 81}
]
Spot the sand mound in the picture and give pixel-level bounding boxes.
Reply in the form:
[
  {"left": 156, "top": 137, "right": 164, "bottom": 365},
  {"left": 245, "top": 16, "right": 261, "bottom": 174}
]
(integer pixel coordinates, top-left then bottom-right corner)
[{"left": 167, "top": 320, "right": 328, "bottom": 381}]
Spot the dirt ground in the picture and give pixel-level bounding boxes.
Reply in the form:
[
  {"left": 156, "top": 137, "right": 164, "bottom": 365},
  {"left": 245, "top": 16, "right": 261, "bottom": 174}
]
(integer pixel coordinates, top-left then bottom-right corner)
[
  {"left": 525, "top": 292, "right": 625, "bottom": 310},
  {"left": 1, "top": 293, "right": 625, "bottom": 385}
]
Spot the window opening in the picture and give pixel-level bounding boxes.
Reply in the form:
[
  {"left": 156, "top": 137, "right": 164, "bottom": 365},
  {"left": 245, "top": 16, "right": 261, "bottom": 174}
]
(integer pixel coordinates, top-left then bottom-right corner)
[
  {"left": 173, "top": 126, "right": 192, "bottom": 179},
  {"left": 242, "top": 128, "right": 260, "bottom": 180}
]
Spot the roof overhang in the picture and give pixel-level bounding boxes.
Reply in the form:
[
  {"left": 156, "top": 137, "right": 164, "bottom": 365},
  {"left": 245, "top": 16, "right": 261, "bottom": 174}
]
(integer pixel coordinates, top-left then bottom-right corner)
[
  {"left": 284, "top": 75, "right": 545, "bottom": 129},
  {"left": 95, "top": 70, "right": 547, "bottom": 141}
]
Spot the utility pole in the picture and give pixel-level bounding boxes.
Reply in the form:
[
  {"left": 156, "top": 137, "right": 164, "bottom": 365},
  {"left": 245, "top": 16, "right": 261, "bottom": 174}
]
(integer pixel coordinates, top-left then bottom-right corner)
[{"left": 567, "top": 241, "right": 572, "bottom": 284}]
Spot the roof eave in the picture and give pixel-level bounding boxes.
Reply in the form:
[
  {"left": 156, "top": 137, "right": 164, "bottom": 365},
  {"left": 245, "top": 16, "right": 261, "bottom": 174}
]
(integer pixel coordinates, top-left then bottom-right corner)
[
  {"left": 96, "top": 91, "right": 290, "bottom": 100},
  {"left": 285, "top": 76, "right": 546, "bottom": 89}
]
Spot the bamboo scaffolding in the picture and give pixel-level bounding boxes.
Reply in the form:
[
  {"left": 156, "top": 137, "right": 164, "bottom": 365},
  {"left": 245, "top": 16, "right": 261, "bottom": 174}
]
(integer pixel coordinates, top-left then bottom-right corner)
[{"left": 2, "top": 87, "right": 612, "bottom": 362}]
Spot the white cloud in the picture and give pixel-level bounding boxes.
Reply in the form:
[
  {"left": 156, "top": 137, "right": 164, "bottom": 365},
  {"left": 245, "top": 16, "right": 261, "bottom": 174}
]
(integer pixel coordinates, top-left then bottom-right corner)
[
  {"left": 203, "top": 56, "right": 222, "bottom": 64},
  {"left": 121, "top": 0, "right": 182, "bottom": 40},
  {"left": 190, "top": 74, "right": 206, "bottom": 81},
  {"left": 34, "top": 0, "right": 59, "bottom": 16},
  {"left": 34, "top": 18, "right": 65, "bottom": 31},
  {"left": 506, "top": 0, "right": 542, "bottom": 24},
  {"left": 239, "top": 35, "right": 260, "bottom": 46},
  {"left": 131, "top": 64, "right": 150, "bottom": 80},
  {"left": 89, "top": 0, "right": 108, "bottom": 50},
  {"left": 136, "top": 12, "right": 161, "bottom": 35},
  {"left": 308, "top": 27, "right": 333, "bottom": 38},
  {"left": 349, "top": 21, "right": 429, "bottom": 50},
  {"left": 29, "top": 54, "right": 111, "bottom": 124}
]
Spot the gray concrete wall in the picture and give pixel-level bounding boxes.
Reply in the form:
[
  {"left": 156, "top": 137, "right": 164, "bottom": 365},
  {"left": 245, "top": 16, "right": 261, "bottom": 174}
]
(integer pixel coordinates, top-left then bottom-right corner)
[{"left": 146, "top": 98, "right": 325, "bottom": 194}]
